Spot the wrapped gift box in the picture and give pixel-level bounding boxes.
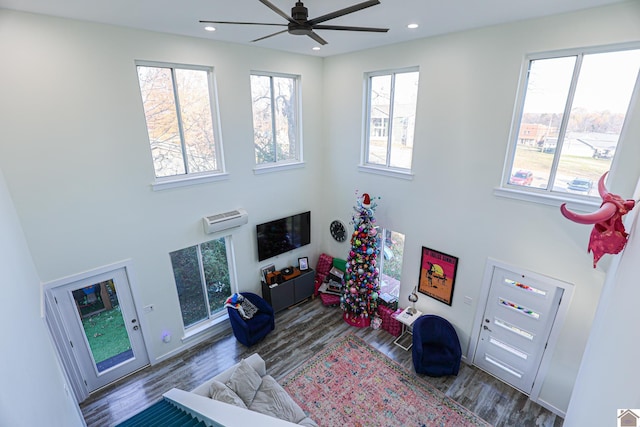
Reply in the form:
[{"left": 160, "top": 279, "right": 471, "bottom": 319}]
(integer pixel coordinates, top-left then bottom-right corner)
[{"left": 377, "top": 305, "right": 402, "bottom": 337}]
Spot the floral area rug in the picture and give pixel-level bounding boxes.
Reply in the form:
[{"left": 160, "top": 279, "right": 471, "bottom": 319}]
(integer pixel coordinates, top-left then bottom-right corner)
[{"left": 281, "top": 334, "right": 492, "bottom": 427}]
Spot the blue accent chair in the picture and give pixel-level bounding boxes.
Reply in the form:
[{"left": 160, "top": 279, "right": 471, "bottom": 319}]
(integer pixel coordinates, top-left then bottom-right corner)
[
  {"left": 412, "top": 314, "right": 462, "bottom": 377},
  {"left": 227, "top": 292, "right": 275, "bottom": 347}
]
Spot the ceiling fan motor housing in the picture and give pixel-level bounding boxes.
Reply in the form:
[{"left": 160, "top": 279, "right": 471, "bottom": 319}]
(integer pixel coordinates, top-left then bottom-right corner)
[{"left": 289, "top": 1, "right": 311, "bottom": 35}]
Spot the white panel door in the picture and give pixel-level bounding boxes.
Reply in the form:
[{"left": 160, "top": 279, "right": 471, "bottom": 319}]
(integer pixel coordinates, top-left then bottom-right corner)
[
  {"left": 49, "top": 267, "right": 149, "bottom": 393},
  {"left": 473, "top": 266, "right": 563, "bottom": 393}
]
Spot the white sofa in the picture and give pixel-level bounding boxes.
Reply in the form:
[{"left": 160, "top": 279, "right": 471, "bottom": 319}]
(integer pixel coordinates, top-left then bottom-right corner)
[{"left": 164, "top": 354, "right": 317, "bottom": 427}]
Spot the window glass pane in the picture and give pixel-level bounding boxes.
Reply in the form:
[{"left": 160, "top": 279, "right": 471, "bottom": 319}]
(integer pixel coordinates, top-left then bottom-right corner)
[
  {"left": 170, "top": 246, "right": 207, "bottom": 328},
  {"left": 367, "top": 75, "right": 392, "bottom": 165},
  {"left": 509, "top": 57, "right": 575, "bottom": 189},
  {"left": 175, "top": 69, "right": 217, "bottom": 173},
  {"left": 137, "top": 66, "right": 185, "bottom": 177},
  {"left": 251, "top": 75, "right": 275, "bottom": 164},
  {"left": 378, "top": 229, "right": 404, "bottom": 299},
  {"left": 554, "top": 50, "right": 640, "bottom": 195},
  {"left": 201, "top": 238, "right": 231, "bottom": 315},
  {"left": 389, "top": 72, "right": 418, "bottom": 169},
  {"left": 273, "top": 76, "right": 297, "bottom": 162}
]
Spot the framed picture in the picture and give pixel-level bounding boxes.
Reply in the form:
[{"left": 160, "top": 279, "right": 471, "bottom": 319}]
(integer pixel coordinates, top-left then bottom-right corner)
[
  {"left": 298, "top": 257, "right": 309, "bottom": 271},
  {"left": 261, "top": 264, "right": 275, "bottom": 283},
  {"left": 417, "top": 246, "right": 459, "bottom": 306}
]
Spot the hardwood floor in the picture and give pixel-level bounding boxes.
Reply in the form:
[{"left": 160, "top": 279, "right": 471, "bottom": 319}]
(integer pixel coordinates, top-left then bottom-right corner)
[{"left": 80, "top": 299, "right": 564, "bottom": 427}]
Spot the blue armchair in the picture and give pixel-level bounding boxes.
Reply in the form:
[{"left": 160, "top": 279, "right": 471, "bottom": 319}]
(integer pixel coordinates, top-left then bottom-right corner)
[
  {"left": 227, "top": 292, "right": 275, "bottom": 347},
  {"left": 412, "top": 314, "right": 462, "bottom": 377}
]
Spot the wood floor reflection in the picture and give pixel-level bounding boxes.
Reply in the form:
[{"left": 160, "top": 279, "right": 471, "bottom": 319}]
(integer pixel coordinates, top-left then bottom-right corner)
[{"left": 80, "top": 299, "right": 564, "bottom": 427}]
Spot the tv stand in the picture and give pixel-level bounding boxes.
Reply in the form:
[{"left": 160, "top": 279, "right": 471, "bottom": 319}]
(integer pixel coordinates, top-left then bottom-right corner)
[{"left": 262, "top": 268, "right": 315, "bottom": 313}]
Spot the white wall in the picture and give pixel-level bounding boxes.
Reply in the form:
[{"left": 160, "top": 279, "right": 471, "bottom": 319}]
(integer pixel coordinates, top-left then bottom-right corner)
[
  {"left": 0, "top": 10, "right": 324, "bottom": 363},
  {"left": 0, "top": 167, "right": 84, "bottom": 426},
  {"left": 321, "top": 1, "right": 640, "bottom": 414},
  {"left": 0, "top": 1, "right": 639, "bottom": 422}
]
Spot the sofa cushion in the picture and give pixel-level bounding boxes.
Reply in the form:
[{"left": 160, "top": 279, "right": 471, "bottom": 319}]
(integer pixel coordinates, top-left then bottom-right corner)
[
  {"left": 225, "top": 358, "right": 262, "bottom": 405},
  {"left": 249, "top": 375, "right": 314, "bottom": 425},
  {"left": 209, "top": 379, "right": 247, "bottom": 408}
]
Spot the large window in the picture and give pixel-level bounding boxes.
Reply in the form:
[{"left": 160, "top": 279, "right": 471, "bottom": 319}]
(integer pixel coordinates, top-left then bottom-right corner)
[
  {"left": 169, "top": 237, "right": 235, "bottom": 330},
  {"left": 377, "top": 228, "right": 405, "bottom": 300},
  {"left": 250, "top": 72, "right": 301, "bottom": 167},
  {"left": 363, "top": 68, "right": 419, "bottom": 173},
  {"left": 504, "top": 46, "right": 640, "bottom": 198},
  {"left": 136, "top": 62, "right": 224, "bottom": 182}
]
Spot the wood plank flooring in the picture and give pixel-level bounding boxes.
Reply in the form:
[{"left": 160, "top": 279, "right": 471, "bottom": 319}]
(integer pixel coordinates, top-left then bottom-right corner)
[{"left": 80, "top": 299, "right": 564, "bottom": 427}]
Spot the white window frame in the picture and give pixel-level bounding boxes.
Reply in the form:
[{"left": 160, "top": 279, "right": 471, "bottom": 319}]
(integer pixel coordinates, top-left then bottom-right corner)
[
  {"left": 135, "top": 60, "right": 228, "bottom": 191},
  {"left": 360, "top": 67, "right": 419, "bottom": 181},
  {"left": 250, "top": 71, "right": 304, "bottom": 174},
  {"left": 171, "top": 235, "right": 238, "bottom": 338},
  {"left": 496, "top": 43, "right": 640, "bottom": 211}
]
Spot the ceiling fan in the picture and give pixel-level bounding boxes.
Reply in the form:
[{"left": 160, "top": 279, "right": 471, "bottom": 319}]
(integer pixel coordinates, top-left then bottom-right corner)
[{"left": 200, "top": 0, "right": 389, "bottom": 46}]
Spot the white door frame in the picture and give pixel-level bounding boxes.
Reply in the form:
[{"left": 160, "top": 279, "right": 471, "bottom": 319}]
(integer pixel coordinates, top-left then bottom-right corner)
[
  {"left": 43, "top": 259, "right": 150, "bottom": 402},
  {"left": 467, "top": 258, "right": 574, "bottom": 410}
]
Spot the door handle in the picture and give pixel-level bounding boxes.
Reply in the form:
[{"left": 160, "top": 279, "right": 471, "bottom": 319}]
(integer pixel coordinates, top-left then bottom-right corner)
[{"left": 133, "top": 325, "right": 139, "bottom": 331}]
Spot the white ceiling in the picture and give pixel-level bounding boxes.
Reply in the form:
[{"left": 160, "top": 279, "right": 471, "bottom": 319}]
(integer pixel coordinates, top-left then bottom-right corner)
[{"left": 0, "top": 0, "right": 628, "bottom": 57}]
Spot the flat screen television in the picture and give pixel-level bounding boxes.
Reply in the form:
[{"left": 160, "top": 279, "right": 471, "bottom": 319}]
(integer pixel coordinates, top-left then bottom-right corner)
[{"left": 257, "top": 211, "right": 311, "bottom": 261}]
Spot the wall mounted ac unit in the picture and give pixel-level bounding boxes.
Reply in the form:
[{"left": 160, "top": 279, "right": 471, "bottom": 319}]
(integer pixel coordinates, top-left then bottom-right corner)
[{"left": 203, "top": 209, "right": 248, "bottom": 234}]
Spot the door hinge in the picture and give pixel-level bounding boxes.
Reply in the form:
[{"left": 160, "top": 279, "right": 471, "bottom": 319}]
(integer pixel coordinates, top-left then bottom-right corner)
[
  {"left": 70, "top": 340, "right": 73, "bottom": 348},
  {"left": 84, "top": 379, "right": 87, "bottom": 386},
  {"left": 54, "top": 296, "right": 58, "bottom": 304}
]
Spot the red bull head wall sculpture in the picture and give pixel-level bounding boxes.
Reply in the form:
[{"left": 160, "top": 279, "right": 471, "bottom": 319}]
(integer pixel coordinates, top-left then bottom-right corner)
[{"left": 560, "top": 172, "right": 636, "bottom": 268}]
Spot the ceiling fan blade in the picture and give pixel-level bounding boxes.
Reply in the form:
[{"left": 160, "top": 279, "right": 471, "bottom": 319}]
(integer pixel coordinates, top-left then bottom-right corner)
[
  {"left": 199, "top": 20, "right": 287, "bottom": 27},
  {"left": 259, "top": 0, "right": 299, "bottom": 24},
  {"left": 312, "top": 24, "right": 388, "bottom": 33},
  {"left": 307, "top": 0, "right": 380, "bottom": 26},
  {"left": 252, "top": 29, "right": 289, "bottom": 43},
  {"left": 307, "top": 31, "right": 328, "bottom": 45}
]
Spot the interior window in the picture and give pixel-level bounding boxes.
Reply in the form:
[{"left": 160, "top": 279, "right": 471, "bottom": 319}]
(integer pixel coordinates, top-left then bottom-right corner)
[
  {"left": 169, "top": 236, "right": 235, "bottom": 330},
  {"left": 504, "top": 47, "right": 640, "bottom": 198},
  {"left": 136, "top": 61, "right": 224, "bottom": 183},
  {"left": 250, "top": 72, "right": 301, "bottom": 167},
  {"left": 377, "top": 228, "right": 405, "bottom": 301}
]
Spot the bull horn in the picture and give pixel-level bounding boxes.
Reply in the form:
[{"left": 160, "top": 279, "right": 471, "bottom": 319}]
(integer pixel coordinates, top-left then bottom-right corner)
[
  {"left": 560, "top": 202, "right": 617, "bottom": 225},
  {"left": 598, "top": 172, "right": 610, "bottom": 199}
]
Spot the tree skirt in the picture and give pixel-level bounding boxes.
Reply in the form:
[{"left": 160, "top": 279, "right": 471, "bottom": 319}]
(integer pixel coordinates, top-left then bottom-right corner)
[{"left": 282, "top": 334, "right": 492, "bottom": 427}]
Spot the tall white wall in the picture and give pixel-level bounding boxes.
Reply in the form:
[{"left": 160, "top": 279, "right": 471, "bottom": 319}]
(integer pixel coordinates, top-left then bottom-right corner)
[
  {"left": 564, "top": 179, "right": 640, "bottom": 425},
  {"left": 321, "top": 1, "right": 640, "bottom": 414},
  {"left": 0, "top": 167, "right": 84, "bottom": 426},
  {"left": 0, "top": 10, "right": 324, "bottom": 363}
]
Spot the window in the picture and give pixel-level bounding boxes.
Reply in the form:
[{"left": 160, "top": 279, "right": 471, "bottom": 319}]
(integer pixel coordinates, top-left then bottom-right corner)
[
  {"left": 503, "top": 46, "right": 640, "bottom": 199},
  {"left": 136, "top": 62, "right": 224, "bottom": 184},
  {"left": 250, "top": 72, "right": 301, "bottom": 167},
  {"left": 169, "top": 237, "right": 235, "bottom": 330},
  {"left": 377, "top": 228, "right": 405, "bottom": 300},
  {"left": 363, "top": 68, "right": 419, "bottom": 174}
]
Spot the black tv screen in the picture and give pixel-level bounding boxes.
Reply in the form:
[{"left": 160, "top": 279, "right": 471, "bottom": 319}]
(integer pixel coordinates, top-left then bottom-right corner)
[{"left": 257, "top": 211, "right": 311, "bottom": 261}]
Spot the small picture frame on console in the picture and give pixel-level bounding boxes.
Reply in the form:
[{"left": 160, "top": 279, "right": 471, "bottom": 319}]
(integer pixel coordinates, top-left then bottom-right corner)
[
  {"left": 261, "top": 264, "right": 276, "bottom": 284},
  {"left": 298, "top": 257, "right": 309, "bottom": 271}
]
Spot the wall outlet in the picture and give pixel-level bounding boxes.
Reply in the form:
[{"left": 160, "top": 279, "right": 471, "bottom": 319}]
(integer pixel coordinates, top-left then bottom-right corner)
[
  {"left": 464, "top": 296, "right": 473, "bottom": 305},
  {"left": 143, "top": 304, "right": 154, "bottom": 313}
]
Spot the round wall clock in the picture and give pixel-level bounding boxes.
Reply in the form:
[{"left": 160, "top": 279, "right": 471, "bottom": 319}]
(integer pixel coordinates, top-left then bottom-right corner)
[{"left": 330, "top": 220, "right": 347, "bottom": 242}]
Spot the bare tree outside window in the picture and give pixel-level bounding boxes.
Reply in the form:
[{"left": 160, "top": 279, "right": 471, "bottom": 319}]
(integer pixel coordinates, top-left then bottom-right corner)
[
  {"left": 137, "top": 63, "right": 222, "bottom": 179},
  {"left": 251, "top": 73, "right": 300, "bottom": 165}
]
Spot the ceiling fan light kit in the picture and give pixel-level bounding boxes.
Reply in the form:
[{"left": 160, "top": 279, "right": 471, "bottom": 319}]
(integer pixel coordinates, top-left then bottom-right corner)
[{"left": 200, "top": 0, "right": 389, "bottom": 46}]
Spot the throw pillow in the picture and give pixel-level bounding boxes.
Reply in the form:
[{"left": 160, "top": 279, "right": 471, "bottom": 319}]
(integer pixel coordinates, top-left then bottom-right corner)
[
  {"left": 249, "top": 375, "right": 308, "bottom": 424},
  {"left": 240, "top": 298, "right": 258, "bottom": 319},
  {"left": 209, "top": 379, "right": 247, "bottom": 409},
  {"left": 225, "top": 358, "right": 262, "bottom": 406}
]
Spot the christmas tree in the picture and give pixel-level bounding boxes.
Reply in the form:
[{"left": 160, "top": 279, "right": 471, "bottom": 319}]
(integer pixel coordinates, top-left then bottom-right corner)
[{"left": 341, "top": 192, "right": 381, "bottom": 327}]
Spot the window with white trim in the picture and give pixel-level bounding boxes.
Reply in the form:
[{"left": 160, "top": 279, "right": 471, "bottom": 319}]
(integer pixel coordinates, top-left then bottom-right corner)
[
  {"left": 169, "top": 236, "right": 236, "bottom": 330},
  {"left": 136, "top": 62, "right": 224, "bottom": 182},
  {"left": 363, "top": 68, "right": 419, "bottom": 172},
  {"left": 250, "top": 72, "right": 301, "bottom": 167},
  {"left": 503, "top": 46, "right": 640, "bottom": 198}
]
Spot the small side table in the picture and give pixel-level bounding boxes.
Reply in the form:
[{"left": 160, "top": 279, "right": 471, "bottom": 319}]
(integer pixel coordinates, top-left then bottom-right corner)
[{"left": 393, "top": 308, "right": 423, "bottom": 350}]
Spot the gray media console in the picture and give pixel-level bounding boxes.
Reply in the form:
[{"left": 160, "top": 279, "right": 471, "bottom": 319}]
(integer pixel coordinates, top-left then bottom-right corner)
[{"left": 261, "top": 268, "right": 315, "bottom": 312}]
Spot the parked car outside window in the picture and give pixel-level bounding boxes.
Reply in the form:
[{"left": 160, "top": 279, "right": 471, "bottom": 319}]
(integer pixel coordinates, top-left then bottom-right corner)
[
  {"left": 509, "top": 170, "right": 533, "bottom": 186},
  {"left": 567, "top": 178, "right": 593, "bottom": 193}
]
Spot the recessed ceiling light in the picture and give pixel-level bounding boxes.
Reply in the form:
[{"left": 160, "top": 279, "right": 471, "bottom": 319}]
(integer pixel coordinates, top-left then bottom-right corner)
[
  {"left": 312, "top": 46, "right": 321, "bottom": 51},
  {"left": 204, "top": 26, "right": 216, "bottom": 32},
  {"left": 407, "top": 23, "right": 419, "bottom": 29}
]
